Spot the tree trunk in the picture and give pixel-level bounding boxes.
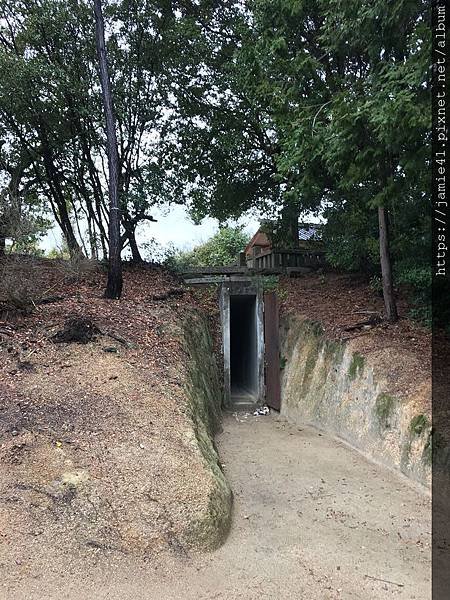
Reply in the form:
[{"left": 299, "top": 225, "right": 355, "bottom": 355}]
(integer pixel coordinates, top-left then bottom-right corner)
[
  {"left": 378, "top": 206, "right": 398, "bottom": 322},
  {"left": 122, "top": 217, "right": 143, "bottom": 263},
  {"left": 281, "top": 202, "right": 299, "bottom": 248},
  {"left": 94, "top": 0, "right": 123, "bottom": 299},
  {"left": 86, "top": 216, "right": 99, "bottom": 260},
  {"left": 40, "top": 140, "right": 83, "bottom": 259},
  {"left": 127, "top": 229, "right": 143, "bottom": 263},
  {"left": 0, "top": 236, "right": 5, "bottom": 256}
]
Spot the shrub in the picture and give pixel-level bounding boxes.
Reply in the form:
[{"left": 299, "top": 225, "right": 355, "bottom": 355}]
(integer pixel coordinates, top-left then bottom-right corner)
[
  {"left": 395, "top": 263, "right": 431, "bottom": 327},
  {"left": 0, "top": 262, "right": 40, "bottom": 314},
  {"left": 173, "top": 226, "right": 250, "bottom": 269}
]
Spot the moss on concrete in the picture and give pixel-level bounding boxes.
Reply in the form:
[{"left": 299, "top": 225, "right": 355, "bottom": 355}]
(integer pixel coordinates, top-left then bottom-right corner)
[
  {"left": 324, "top": 339, "right": 345, "bottom": 364},
  {"left": 348, "top": 353, "right": 365, "bottom": 381},
  {"left": 181, "top": 311, "right": 232, "bottom": 550},
  {"left": 422, "top": 432, "right": 433, "bottom": 466},
  {"left": 307, "top": 320, "right": 325, "bottom": 337},
  {"left": 410, "top": 414, "right": 430, "bottom": 436},
  {"left": 296, "top": 321, "right": 324, "bottom": 393},
  {"left": 280, "top": 313, "right": 431, "bottom": 486},
  {"left": 302, "top": 342, "right": 320, "bottom": 387},
  {"left": 401, "top": 414, "right": 432, "bottom": 473},
  {"left": 375, "top": 393, "right": 396, "bottom": 430}
]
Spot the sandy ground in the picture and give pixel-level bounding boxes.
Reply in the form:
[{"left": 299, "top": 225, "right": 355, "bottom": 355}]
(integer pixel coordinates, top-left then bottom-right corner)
[{"left": 2, "top": 414, "right": 431, "bottom": 600}]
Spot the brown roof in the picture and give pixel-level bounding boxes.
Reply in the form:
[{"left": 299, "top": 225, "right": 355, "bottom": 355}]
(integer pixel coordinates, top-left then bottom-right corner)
[{"left": 244, "top": 231, "right": 272, "bottom": 256}]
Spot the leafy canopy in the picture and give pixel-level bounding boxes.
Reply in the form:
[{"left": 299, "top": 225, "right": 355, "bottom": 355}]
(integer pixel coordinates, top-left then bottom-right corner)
[{"left": 173, "top": 226, "right": 250, "bottom": 268}]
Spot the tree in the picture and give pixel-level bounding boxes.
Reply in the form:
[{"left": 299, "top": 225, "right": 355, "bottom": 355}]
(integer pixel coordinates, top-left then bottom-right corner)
[
  {"left": 174, "top": 226, "right": 250, "bottom": 268},
  {"left": 0, "top": 138, "right": 50, "bottom": 256},
  {"left": 318, "top": 0, "right": 430, "bottom": 321},
  {"left": 0, "top": 0, "right": 183, "bottom": 262},
  {"left": 0, "top": 1, "right": 95, "bottom": 258},
  {"left": 163, "top": 0, "right": 430, "bottom": 322},
  {"left": 0, "top": 0, "right": 432, "bottom": 322},
  {"left": 94, "top": 0, "right": 122, "bottom": 298}
]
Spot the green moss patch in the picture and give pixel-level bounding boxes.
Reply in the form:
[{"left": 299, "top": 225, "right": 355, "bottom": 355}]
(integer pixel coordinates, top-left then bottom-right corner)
[
  {"left": 348, "top": 353, "right": 365, "bottom": 381},
  {"left": 307, "top": 320, "right": 325, "bottom": 337},
  {"left": 410, "top": 414, "right": 430, "bottom": 436},
  {"left": 422, "top": 432, "right": 433, "bottom": 466},
  {"left": 375, "top": 393, "right": 396, "bottom": 430},
  {"left": 324, "top": 339, "right": 345, "bottom": 363},
  {"left": 401, "top": 415, "right": 433, "bottom": 473},
  {"left": 182, "top": 311, "right": 232, "bottom": 550}
]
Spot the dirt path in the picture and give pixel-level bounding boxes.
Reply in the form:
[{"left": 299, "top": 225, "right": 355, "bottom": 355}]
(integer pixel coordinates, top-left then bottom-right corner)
[{"left": 4, "top": 414, "right": 431, "bottom": 600}]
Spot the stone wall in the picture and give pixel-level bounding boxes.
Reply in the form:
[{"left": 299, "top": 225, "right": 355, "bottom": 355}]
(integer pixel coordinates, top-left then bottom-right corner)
[{"left": 280, "top": 314, "right": 432, "bottom": 486}]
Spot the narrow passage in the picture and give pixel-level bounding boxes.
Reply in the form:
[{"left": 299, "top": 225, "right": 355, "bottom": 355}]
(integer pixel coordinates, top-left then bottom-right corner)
[{"left": 10, "top": 414, "right": 431, "bottom": 600}]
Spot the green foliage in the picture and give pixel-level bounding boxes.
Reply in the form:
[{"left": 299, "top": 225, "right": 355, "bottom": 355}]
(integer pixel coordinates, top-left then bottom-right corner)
[
  {"left": 167, "top": 0, "right": 430, "bottom": 318},
  {"left": 0, "top": 184, "right": 50, "bottom": 255},
  {"left": 0, "top": 0, "right": 432, "bottom": 311},
  {"left": 12, "top": 239, "right": 45, "bottom": 257},
  {"left": 396, "top": 263, "right": 432, "bottom": 326},
  {"left": 323, "top": 202, "right": 380, "bottom": 273},
  {"left": 47, "top": 243, "right": 71, "bottom": 260},
  {"left": 141, "top": 238, "right": 178, "bottom": 266},
  {"left": 260, "top": 275, "right": 279, "bottom": 292},
  {"left": 369, "top": 276, "right": 383, "bottom": 295},
  {"left": 173, "top": 227, "right": 250, "bottom": 268},
  {"left": 0, "top": 0, "right": 223, "bottom": 259},
  {"left": 260, "top": 275, "right": 288, "bottom": 301}
]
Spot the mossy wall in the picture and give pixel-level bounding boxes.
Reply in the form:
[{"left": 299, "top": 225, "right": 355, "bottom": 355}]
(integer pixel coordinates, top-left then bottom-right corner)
[
  {"left": 280, "top": 314, "right": 431, "bottom": 486},
  {"left": 181, "top": 311, "right": 232, "bottom": 549}
]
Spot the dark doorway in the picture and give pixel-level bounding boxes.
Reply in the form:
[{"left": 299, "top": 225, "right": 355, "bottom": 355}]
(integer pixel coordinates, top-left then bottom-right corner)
[
  {"left": 230, "top": 295, "right": 258, "bottom": 404},
  {"left": 264, "top": 292, "right": 281, "bottom": 410}
]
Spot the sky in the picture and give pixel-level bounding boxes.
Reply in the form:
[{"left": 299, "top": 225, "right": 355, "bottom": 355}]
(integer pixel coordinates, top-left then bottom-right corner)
[{"left": 39, "top": 204, "right": 260, "bottom": 256}]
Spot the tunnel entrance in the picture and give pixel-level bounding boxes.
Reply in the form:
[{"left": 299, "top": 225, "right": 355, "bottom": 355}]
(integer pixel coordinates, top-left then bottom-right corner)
[
  {"left": 220, "top": 278, "right": 265, "bottom": 409},
  {"left": 230, "top": 295, "right": 258, "bottom": 404}
]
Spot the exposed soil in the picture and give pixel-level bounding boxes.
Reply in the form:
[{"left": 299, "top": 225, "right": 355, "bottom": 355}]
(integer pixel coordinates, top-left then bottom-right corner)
[
  {"left": 281, "top": 273, "right": 431, "bottom": 408},
  {"left": 281, "top": 272, "right": 430, "bottom": 359},
  {"left": 2, "top": 414, "right": 431, "bottom": 600},
  {"left": 0, "top": 257, "right": 433, "bottom": 598},
  {"left": 0, "top": 255, "right": 223, "bottom": 572}
]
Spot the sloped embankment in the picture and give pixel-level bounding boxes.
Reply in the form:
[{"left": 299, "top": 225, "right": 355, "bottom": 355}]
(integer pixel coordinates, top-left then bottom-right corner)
[
  {"left": 280, "top": 314, "right": 432, "bottom": 486},
  {"left": 0, "top": 261, "right": 231, "bottom": 576},
  {"left": 181, "top": 311, "right": 232, "bottom": 548}
]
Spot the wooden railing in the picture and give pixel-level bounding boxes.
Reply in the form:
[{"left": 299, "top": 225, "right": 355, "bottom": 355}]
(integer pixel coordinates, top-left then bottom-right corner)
[
  {"left": 181, "top": 249, "right": 325, "bottom": 282},
  {"left": 251, "top": 248, "right": 325, "bottom": 271}
]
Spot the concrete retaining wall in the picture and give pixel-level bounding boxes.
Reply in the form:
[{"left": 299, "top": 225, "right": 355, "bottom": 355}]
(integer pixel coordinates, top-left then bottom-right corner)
[
  {"left": 280, "top": 314, "right": 432, "bottom": 486},
  {"left": 182, "top": 310, "right": 233, "bottom": 549}
]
